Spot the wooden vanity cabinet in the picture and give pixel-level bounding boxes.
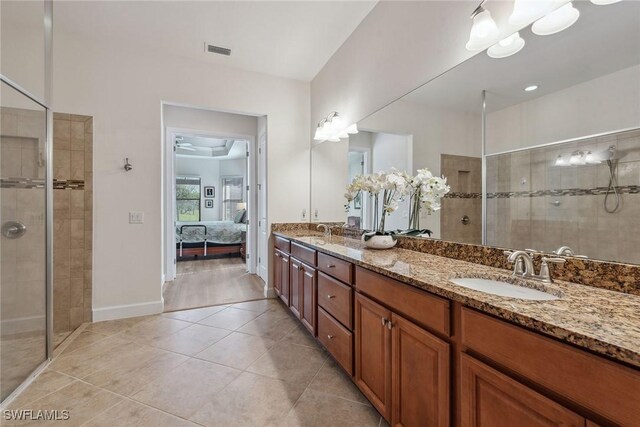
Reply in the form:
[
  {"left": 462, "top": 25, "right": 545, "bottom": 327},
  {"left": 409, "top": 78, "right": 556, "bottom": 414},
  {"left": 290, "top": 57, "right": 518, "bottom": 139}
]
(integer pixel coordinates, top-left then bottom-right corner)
[
  {"left": 273, "top": 248, "right": 290, "bottom": 305},
  {"left": 300, "top": 262, "right": 317, "bottom": 335},
  {"left": 355, "top": 293, "right": 450, "bottom": 426}
]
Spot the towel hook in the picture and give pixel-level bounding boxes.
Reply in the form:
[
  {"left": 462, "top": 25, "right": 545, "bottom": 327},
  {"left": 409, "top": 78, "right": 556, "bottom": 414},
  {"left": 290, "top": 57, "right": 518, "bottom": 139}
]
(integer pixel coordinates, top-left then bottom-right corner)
[{"left": 124, "top": 158, "right": 133, "bottom": 172}]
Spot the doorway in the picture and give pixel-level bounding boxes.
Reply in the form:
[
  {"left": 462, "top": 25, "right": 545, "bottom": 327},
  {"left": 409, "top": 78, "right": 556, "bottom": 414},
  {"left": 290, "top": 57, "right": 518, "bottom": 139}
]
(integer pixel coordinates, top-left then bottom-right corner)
[{"left": 161, "top": 104, "right": 267, "bottom": 312}]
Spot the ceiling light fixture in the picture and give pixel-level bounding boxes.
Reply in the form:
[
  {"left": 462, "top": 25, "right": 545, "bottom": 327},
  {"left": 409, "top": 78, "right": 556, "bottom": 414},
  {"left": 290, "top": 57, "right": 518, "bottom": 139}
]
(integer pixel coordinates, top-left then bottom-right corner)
[
  {"left": 532, "top": 2, "right": 580, "bottom": 36},
  {"left": 590, "top": 0, "right": 621, "bottom": 5},
  {"left": 509, "top": 0, "right": 558, "bottom": 26},
  {"left": 465, "top": 1, "right": 500, "bottom": 52},
  {"left": 314, "top": 112, "right": 358, "bottom": 143},
  {"left": 524, "top": 85, "right": 539, "bottom": 91},
  {"left": 487, "top": 32, "right": 526, "bottom": 58}
]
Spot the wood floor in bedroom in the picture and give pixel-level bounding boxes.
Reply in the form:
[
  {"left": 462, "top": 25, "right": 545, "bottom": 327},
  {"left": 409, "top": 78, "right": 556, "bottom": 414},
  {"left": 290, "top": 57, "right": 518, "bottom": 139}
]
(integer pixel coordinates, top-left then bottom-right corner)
[{"left": 163, "top": 257, "right": 265, "bottom": 312}]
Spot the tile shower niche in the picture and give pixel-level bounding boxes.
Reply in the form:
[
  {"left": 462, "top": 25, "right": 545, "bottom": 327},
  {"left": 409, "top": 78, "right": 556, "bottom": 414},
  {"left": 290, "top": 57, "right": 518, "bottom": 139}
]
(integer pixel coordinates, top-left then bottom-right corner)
[
  {"left": 486, "top": 128, "right": 640, "bottom": 265},
  {"left": 52, "top": 113, "right": 93, "bottom": 344}
]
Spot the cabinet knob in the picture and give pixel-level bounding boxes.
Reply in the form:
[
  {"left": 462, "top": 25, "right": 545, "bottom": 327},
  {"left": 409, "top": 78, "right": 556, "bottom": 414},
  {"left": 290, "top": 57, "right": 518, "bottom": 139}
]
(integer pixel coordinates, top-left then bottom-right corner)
[
  {"left": 327, "top": 335, "right": 334, "bottom": 340},
  {"left": 381, "top": 317, "right": 389, "bottom": 326},
  {"left": 386, "top": 321, "right": 393, "bottom": 330},
  {"left": 327, "top": 294, "right": 335, "bottom": 299},
  {"left": 326, "top": 264, "right": 336, "bottom": 268}
]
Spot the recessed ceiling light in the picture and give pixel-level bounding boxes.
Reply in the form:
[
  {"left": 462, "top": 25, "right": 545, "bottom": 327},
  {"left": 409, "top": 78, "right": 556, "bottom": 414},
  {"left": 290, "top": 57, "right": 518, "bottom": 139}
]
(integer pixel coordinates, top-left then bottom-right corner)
[{"left": 524, "top": 85, "right": 538, "bottom": 92}]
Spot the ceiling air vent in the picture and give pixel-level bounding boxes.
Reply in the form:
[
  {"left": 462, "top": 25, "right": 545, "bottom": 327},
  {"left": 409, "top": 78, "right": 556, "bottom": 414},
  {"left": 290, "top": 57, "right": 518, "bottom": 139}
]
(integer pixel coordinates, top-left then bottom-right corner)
[{"left": 206, "top": 44, "right": 231, "bottom": 56}]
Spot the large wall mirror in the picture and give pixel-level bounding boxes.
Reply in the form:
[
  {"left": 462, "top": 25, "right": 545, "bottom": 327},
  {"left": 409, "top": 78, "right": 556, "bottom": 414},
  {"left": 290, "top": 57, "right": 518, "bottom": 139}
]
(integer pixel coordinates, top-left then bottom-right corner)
[{"left": 310, "top": 0, "right": 640, "bottom": 265}]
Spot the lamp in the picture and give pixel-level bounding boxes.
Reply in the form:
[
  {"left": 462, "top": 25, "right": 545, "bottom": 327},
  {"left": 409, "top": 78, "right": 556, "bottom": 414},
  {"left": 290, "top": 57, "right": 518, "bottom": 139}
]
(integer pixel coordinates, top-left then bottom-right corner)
[
  {"left": 487, "top": 32, "right": 525, "bottom": 58},
  {"left": 532, "top": 2, "right": 580, "bottom": 36},
  {"left": 590, "top": 0, "right": 621, "bottom": 4},
  {"left": 465, "top": 3, "right": 500, "bottom": 52},
  {"left": 314, "top": 112, "right": 358, "bottom": 143},
  {"left": 509, "top": 0, "right": 558, "bottom": 26}
]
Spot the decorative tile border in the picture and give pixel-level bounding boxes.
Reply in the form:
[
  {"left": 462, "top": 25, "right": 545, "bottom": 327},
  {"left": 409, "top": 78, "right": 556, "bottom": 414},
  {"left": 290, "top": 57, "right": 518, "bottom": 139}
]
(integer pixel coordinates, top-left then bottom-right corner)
[
  {"left": 0, "top": 178, "right": 46, "bottom": 189},
  {"left": 53, "top": 179, "right": 85, "bottom": 190},
  {"left": 272, "top": 222, "right": 640, "bottom": 296},
  {"left": 444, "top": 192, "right": 482, "bottom": 199},
  {"left": 487, "top": 185, "right": 640, "bottom": 198}
]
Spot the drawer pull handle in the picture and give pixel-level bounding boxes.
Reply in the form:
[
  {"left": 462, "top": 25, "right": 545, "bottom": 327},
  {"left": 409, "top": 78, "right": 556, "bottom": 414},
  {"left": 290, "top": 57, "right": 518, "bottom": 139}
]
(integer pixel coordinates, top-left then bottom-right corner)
[
  {"left": 386, "top": 321, "right": 393, "bottom": 330},
  {"left": 327, "top": 294, "right": 335, "bottom": 299},
  {"left": 327, "top": 335, "right": 335, "bottom": 340},
  {"left": 327, "top": 264, "right": 336, "bottom": 268}
]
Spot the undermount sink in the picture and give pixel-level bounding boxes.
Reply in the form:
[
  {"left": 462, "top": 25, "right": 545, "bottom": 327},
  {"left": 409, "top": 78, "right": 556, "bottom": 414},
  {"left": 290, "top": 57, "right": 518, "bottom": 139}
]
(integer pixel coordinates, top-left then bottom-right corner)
[{"left": 449, "top": 277, "right": 561, "bottom": 301}]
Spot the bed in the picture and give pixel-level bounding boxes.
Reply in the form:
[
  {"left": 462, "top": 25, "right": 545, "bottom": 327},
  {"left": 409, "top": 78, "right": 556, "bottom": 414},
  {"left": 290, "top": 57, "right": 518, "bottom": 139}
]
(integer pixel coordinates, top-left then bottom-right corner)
[{"left": 176, "top": 219, "right": 247, "bottom": 260}]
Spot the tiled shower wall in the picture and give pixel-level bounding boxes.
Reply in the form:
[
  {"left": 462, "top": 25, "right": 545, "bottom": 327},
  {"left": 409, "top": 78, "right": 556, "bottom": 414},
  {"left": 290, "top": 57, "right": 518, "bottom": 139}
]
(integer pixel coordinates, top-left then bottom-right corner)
[
  {"left": 53, "top": 113, "right": 93, "bottom": 333},
  {"left": 486, "top": 128, "right": 640, "bottom": 265},
  {"left": 440, "top": 155, "right": 482, "bottom": 245}
]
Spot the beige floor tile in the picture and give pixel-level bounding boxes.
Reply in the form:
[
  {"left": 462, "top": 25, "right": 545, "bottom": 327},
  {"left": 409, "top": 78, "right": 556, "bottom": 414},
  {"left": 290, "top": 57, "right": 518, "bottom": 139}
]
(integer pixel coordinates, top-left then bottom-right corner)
[
  {"left": 195, "top": 331, "right": 278, "bottom": 370},
  {"left": 190, "top": 371, "right": 307, "bottom": 427},
  {"left": 235, "top": 310, "right": 298, "bottom": 341},
  {"left": 117, "top": 316, "right": 192, "bottom": 342},
  {"left": 246, "top": 341, "right": 327, "bottom": 385},
  {"left": 308, "top": 359, "right": 370, "bottom": 404},
  {"left": 10, "top": 381, "right": 122, "bottom": 427},
  {"left": 131, "top": 358, "right": 241, "bottom": 419},
  {"left": 56, "top": 331, "right": 109, "bottom": 357},
  {"left": 48, "top": 335, "right": 144, "bottom": 379},
  {"left": 83, "top": 399, "right": 197, "bottom": 427},
  {"left": 6, "top": 370, "right": 75, "bottom": 409},
  {"left": 198, "top": 307, "right": 261, "bottom": 330},
  {"left": 162, "top": 305, "right": 227, "bottom": 323},
  {"left": 228, "top": 298, "right": 279, "bottom": 313},
  {"left": 148, "top": 324, "right": 231, "bottom": 356},
  {"left": 82, "top": 348, "right": 188, "bottom": 396},
  {"left": 279, "top": 322, "right": 320, "bottom": 349},
  {"left": 283, "top": 388, "right": 380, "bottom": 427}
]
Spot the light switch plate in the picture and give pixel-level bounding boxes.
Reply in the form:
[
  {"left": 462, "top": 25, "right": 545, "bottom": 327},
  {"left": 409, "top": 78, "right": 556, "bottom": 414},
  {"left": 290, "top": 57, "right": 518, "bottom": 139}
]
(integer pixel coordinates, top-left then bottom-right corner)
[{"left": 129, "top": 211, "right": 144, "bottom": 224}]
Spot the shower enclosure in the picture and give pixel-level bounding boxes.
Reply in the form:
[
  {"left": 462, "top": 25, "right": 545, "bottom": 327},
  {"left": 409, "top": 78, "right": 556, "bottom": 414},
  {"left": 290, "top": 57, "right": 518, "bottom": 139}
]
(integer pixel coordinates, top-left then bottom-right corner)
[{"left": 0, "top": 0, "right": 53, "bottom": 404}]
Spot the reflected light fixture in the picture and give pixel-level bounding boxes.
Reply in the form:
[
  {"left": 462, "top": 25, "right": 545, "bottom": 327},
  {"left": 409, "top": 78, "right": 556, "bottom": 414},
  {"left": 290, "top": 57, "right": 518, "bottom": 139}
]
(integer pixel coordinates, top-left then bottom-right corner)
[
  {"left": 509, "top": 0, "right": 559, "bottom": 26},
  {"left": 590, "top": 0, "right": 621, "bottom": 4},
  {"left": 532, "top": 2, "right": 580, "bottom": 36},
  {"left": 314, "top": 112, "right": 358, "bottom": 143},
  {"left": 487, "top": 32, "right": 525, "bottom": 58},
  {"left": 465, "top": 1, "right": 500, "bottom": 52},
  {"left": 524, "top": 85, "right": 538, "bottom": 92}
]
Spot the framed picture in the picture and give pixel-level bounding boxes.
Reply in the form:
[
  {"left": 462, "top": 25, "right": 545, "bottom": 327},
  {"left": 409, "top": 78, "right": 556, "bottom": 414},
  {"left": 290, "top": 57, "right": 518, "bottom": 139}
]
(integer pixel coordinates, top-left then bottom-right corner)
[
  {"left": 204, "top": 186, "right": 215, "bottom": 198},
  {"left": 354, "top": 193, "right": 361, "bottom": 210},
  {"left": 205, "top": 199, "right": 214, "bottom": 208}
]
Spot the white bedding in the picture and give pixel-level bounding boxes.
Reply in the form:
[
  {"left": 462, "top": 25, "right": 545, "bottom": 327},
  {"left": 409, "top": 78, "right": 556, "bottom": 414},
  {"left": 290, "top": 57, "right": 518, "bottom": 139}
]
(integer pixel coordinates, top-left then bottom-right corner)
[{"left": 177, "top": 221, "right": 246, "bottom": 244}]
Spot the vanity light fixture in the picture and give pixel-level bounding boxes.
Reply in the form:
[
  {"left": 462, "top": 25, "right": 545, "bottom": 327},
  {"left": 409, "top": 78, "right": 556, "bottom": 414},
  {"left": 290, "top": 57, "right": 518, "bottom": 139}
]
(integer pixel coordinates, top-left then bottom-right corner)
[
  {"left": 509, "top": 0, "right": 559, "bottom": 26},
  {"left": 554, "top": 146, "right": 616, "bottom": 167},
  {"left": 487, "top": 32, "right": 526, "bottom": 58},
  {"left": 524, "top": 85, "right": 538, "bottom": 91},
  {"left": 590, "top": 0, "right": 621, "bottom": 4},
  {"left": 465, "top": 1, "right": 500, "bottom": 52},
  {"left": 532, "top": 2, "right": 580, "bottom": 36},
  {"left": 314, "top": 112, "right": 358, "bottom": 143}
]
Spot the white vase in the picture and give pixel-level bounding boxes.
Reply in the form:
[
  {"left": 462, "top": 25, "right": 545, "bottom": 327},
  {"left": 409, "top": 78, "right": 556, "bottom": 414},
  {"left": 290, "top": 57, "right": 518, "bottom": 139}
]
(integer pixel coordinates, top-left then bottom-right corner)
[{"left": 362, "top": 234, "right": 397, "bottom": 250}]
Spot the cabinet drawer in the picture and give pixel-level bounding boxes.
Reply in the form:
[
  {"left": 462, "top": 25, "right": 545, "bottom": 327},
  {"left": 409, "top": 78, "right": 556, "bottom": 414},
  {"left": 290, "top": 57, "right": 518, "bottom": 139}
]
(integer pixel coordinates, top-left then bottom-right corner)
[
  {"left": 318, "top": 307, "right": 353, "bottom": 376},
  {"left": 274, "top": 236, "right": 291, "bottom": 253},
  {"left": 291, "top": 242, "right": 317, "bottom": 266},
  {"left": 355, "top": 267, "right": 450, "bottom": 336},
  {"left": 461, "top": 307, "right": 640, "bottom": 426},
  {"left": 318, "top": 252, "right": 353, "bottom": 284},
  {"left": 318, "top": 272, "right": 353, "bottom": 329}
]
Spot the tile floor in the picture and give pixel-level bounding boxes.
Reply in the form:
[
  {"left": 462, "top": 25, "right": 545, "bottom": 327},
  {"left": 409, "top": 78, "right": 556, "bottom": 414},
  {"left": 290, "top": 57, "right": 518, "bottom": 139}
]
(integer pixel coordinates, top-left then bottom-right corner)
[
  {"left": 163, "top": 258, "right": 266, "bottom": 312},
  {"left": 4, "top": 299, "right": 386, "bottom": 426}
]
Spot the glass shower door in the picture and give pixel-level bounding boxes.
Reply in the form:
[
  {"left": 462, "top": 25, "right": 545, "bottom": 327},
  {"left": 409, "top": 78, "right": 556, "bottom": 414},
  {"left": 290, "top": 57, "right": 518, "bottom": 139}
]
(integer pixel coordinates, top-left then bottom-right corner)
[{"left": 0, "top": 80, "right": 48, "bottom": 402}]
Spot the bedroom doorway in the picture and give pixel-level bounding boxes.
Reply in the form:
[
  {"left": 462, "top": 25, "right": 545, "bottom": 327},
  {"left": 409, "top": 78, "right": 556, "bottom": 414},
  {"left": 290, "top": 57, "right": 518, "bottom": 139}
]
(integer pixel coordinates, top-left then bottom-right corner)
[{"left": 161, "top": 104, "right": 266, "bottom": 312}]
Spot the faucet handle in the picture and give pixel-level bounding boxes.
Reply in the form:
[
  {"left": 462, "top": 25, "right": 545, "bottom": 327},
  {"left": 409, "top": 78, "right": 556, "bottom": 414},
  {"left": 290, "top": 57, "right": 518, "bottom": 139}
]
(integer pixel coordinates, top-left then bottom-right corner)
[
  {"left": 542, "top": 257, "right": 566, "bottom": 264},
  {"left": 538, "top": 257, "right": 566, "bottom": 283}
]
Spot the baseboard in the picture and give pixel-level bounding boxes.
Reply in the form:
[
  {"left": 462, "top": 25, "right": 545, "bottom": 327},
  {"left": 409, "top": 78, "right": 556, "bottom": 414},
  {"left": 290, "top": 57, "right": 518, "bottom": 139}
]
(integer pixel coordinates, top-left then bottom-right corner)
[
  {"left": 0, "top": 315, "right": 46, "bottom": 335},
  {"left": 92, "top": 300, "right": 164, "bottom": 322}
]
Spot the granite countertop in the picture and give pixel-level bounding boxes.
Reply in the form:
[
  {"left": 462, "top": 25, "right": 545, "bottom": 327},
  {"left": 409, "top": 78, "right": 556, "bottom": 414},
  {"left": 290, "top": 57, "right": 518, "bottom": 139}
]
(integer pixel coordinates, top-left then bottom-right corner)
[{"left": 274, "top": 230, "right": 640, "bottom": 369}]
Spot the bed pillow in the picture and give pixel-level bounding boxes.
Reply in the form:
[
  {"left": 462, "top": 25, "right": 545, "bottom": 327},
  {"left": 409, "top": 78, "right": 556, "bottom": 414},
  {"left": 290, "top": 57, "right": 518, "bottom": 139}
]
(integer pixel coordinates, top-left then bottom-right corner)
[{"left": 233, "top": 209, "right": 246, "bottom": 224}]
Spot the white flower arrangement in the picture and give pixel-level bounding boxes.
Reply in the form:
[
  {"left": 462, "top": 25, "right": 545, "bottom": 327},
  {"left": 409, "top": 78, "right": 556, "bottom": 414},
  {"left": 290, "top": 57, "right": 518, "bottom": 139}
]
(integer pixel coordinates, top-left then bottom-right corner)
[{"left": 345, "top": 167, "right": 450, "bottom": 234}]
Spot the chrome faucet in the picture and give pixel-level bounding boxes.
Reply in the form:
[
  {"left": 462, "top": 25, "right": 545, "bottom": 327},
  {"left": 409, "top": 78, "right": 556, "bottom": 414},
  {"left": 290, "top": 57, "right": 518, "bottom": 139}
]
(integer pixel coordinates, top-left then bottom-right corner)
[
  {"left": 505, "top": 250, "right": 566, "bottom": 283},
  {"left": 316, "top": 224, "right": 331, "bottom": 238},
  {"left": 554, "top": 246, "right": 574, "bottom": 256}
]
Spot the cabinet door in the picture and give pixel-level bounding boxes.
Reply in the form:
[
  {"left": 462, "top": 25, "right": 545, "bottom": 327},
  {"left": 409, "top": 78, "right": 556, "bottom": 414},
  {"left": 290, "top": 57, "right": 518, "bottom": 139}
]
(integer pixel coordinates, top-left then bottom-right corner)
[
  {"left": 460, "top": 353, "right": 585, "bottom": 427},
  {"left": 273, "top": 250, "right": 282, "bottom": 297},
  {"left": 289, "top": 258, "right": 302, "bottom": 318},
  {"left": 391, "top": 313, "right": 450, "bottom": 427},
  {"left": 355, "top": 293, "right": 392, "bottom": 421},
  {"left": 280, "top": 252, "right": 290, "bottom": 306},
  {"left": 300, "top": 264, "right": 317, "bottom": 336}
]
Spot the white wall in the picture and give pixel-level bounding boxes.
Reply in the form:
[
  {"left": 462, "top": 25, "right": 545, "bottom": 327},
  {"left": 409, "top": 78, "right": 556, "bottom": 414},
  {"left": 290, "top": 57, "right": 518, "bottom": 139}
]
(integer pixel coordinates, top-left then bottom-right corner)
[
  {"left": 486, "top": 65, "right": 640, "bottom": 154},
  {"left": 51, "top": 30, "right": 310, "bottom": 320},
  {"left": 163, "top": 105, "right": 258, "bottom": 140}
]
